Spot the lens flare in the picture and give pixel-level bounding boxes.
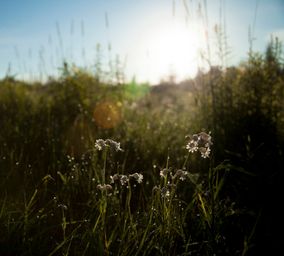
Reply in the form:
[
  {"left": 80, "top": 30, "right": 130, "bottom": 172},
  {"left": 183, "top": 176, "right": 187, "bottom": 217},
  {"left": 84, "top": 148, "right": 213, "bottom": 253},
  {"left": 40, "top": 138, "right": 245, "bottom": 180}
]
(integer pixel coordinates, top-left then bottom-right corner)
[{"left": 93, "top": 101, "right": 122, "bottom": 129}]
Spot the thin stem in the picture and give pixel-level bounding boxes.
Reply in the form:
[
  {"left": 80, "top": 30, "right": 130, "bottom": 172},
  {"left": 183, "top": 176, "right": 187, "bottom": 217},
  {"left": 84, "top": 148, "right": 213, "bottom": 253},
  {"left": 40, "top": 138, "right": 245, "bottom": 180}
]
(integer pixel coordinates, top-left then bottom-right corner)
[
  {"left": 182, "top": 152, "right": 190, "bottom": 169},
  {"left": 102, "top": 146, "right": 109, "bottom": 185}
]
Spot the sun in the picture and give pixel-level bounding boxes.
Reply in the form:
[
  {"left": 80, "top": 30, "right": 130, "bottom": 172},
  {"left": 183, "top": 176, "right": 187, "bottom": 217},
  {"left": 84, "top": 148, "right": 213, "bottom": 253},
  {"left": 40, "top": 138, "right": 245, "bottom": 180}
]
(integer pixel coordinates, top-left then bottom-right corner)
[{"left": 145, "top": 22, "right": 201, "bottom": 83}]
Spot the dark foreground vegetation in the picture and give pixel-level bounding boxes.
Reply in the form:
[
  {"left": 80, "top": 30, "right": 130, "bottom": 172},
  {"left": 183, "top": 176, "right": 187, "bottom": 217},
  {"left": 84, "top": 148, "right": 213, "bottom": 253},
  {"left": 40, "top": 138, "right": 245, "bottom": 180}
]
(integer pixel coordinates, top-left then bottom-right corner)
[{"left": 0, "top": 40, "right": 284, "bottom": 255}]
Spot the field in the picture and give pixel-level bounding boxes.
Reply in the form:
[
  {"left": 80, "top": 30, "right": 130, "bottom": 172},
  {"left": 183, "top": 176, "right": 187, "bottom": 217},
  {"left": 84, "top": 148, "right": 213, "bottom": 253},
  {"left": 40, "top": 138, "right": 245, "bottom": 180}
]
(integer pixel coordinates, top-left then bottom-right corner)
[{"left": 0, "top": 39, "right": 284, "bottom": 255}]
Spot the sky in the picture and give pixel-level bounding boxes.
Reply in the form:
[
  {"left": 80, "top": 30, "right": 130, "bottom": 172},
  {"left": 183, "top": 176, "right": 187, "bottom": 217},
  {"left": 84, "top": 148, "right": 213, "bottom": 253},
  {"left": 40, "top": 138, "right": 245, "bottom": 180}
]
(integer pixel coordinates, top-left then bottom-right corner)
[{"left": 0, "top": 0, "right": 283, "bottom": 84}]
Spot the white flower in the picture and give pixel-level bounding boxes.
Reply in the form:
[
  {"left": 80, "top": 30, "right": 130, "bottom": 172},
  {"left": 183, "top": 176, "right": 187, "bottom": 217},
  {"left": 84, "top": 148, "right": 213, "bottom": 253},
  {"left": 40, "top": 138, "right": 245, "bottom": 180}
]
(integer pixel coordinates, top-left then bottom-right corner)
[
  {"left": 198, "top": 132, "right": 213, "bottom": 147},
  {"left": 95, "top": 139, "right": 106, "bottom": 151},
  {"left": 110, "top": 174, "right": 120, "bottom": 184},
  {"left": 192, "top": 134, "right": 199, "bottom": 141},
  {"left": 94, "top": 139, "right": 123, "bottom": 152},
  {"left": 186, "top": 131, "right": 212, "bottom": 158},
  {"left": 105, "top": 139, "right": 123, "bottom": 152},
  {"left": 137, "top": 174, "right": 143, "bottom": 183},
  {"left": 97, "top": 184, "right": 113, "bottom": 191},
  {"left": 160, "top": 168, "right": 170, "bottom": 178},
  {"left": 186, "top": 140, "right": 198, "bottom": 153},
  {"left": 173, "top": 169, "right": 188, "bottom": 181},
  {"left": 57, "top": 204, "right": 68, "bottom": 210},
  {"left": 199, "top": 147, "right": 211, "bottom": 158},
  {"left": 129, "top": 173, "right": 144, "bottom": 183},
  {"left": 119, "top": 175, "right": 129, "bottom": 185}
]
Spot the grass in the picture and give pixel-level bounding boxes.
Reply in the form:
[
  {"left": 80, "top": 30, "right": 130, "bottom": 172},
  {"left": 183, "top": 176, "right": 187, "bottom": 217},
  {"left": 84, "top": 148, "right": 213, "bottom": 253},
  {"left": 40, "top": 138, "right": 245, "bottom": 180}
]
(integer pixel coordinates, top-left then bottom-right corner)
[{"left": 0, "top": 37, "right": 284, "bottom": 255}]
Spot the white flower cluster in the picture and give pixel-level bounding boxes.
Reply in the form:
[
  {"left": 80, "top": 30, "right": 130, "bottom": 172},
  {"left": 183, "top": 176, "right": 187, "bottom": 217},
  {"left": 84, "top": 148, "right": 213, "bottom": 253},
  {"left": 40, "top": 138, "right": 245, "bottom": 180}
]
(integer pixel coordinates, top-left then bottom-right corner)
[
  {"left": 94, "top": 139, "right": 123, "bottom": 152},
  {"left": 155, "top": 168, "right": 190, "bottom": 198},
  {"left": 110, "top": 172, "right": 143, "bottom": 185},
  {"left": 186, "top": 132, "right": 213, "bottom": 158},
  {"left": 160, "top": 168, "right": 189, "bottom": 181},
  {"left": 172, "top": 169, "right": 189, "bottom": 181}
]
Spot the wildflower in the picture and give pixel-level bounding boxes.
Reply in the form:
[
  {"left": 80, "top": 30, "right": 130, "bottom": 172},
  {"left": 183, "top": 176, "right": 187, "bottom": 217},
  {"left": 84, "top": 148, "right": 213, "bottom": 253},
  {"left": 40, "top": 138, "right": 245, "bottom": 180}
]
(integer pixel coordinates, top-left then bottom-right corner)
[
  {"left": 199, "top": 147, "right": 211, "bottom": 158},
  {"left": 105, "top": 139, "right": 123, "bottom": 152},
  {"left": 198, "top": 132, "right": 213, "bottom": 147},
  {"left": 186, "top": 131, "right": 212, "bottom": 158},
  {"left": 173, "top": 169, "right": 188, "bottom": 181},
  {"left": 119, "top": 175, "right": 129, "bottom": 186},
  {"left": 97, "top": 184, "right": 113, "bottom": 191},
  {"left": 186, "top": 140, "right": 198, "bottom": 153},
  {"left": 94, "top": 139, "right": 106, "bottom": 151},
  {"left": 129, "top": 173, "right": 144, "bottom": 183},
  {"left": 105, "top": 184, "right": 113, "bottom": 190},
  {"left": 94, "top": 139, "right": 123, "bottom": 152},
  {"left": 192, "top": 134, "right": 199, "bottom": 141},
  {"left": 110, "top": 174, "right": 120, "bottom": 184},
  {"left": 57, "top": 204, "right": 68, "bottom": 210},
  {"left": 160, "top": 168, "right": 171, "bottom": 178}
]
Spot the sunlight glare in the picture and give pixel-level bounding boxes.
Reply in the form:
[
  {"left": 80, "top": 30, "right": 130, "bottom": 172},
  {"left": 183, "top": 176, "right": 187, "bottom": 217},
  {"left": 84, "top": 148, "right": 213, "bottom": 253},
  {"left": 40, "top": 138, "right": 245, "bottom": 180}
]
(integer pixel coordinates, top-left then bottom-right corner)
[{"left": 146, "top": 22, "right": 200, "bottom": 83}]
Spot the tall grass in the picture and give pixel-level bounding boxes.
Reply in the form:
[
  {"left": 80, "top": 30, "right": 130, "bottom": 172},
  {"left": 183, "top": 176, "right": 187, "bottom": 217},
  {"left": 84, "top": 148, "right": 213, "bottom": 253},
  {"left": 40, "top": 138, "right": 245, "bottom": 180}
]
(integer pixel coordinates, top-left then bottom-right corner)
[
  {"left": 1, "top": 0, "right": 284, "bottom": 252},
  {"left": 1, "top": 38, "right": 283, "bottom": 255}
]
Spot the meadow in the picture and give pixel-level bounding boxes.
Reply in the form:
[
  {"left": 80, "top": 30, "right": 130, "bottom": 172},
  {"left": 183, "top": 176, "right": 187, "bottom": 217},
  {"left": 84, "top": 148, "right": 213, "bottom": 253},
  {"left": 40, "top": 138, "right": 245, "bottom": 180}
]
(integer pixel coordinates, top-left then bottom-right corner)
[{"left": 0, "top": 38, "right": 284, "bottom": 255}]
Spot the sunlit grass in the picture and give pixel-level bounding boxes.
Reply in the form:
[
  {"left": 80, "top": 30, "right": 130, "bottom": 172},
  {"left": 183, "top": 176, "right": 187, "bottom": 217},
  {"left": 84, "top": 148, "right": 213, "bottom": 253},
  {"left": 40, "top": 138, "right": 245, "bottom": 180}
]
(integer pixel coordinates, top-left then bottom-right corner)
[{"left": 0, "top": 37, "right": 284, "bottom": 255}]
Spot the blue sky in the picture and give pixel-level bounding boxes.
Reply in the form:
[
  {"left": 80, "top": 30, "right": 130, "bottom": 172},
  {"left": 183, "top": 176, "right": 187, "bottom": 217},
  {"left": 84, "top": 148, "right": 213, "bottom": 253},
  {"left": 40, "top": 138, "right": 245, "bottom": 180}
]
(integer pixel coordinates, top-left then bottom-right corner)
[{"left": 0, "top": 0, "right": 283, "bottom": 83}]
